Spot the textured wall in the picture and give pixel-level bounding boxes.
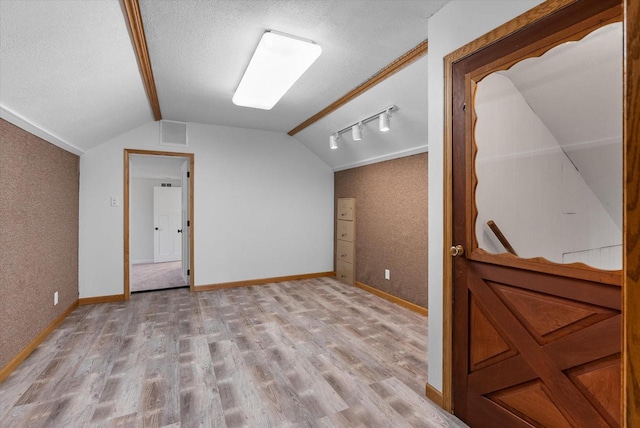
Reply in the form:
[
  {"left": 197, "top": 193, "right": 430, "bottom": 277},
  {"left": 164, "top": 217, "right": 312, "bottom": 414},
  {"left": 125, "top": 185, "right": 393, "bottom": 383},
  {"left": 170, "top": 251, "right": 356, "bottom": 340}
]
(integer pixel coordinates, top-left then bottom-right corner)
[
  {"left": 335, "top": 153, "right": 428, "bottom": 308},
  {"left": 0, "top": 119, "right": 79, "bottom": 370}
]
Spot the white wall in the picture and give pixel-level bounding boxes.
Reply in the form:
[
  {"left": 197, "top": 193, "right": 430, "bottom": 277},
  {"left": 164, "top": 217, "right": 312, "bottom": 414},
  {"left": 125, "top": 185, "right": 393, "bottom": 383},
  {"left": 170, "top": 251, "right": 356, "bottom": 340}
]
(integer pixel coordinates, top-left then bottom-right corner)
[
  {"left": 130, "top": 178, "right": 181, "bottom": 264},
  {"left": 79, "top": 122, "right": 334, "bottom": 298},
  {"left": 475, "top": 73, "right": 621, "bottom": 269},
  {"left": 426, "top": 0, "right": 544, "bottom": 392}
]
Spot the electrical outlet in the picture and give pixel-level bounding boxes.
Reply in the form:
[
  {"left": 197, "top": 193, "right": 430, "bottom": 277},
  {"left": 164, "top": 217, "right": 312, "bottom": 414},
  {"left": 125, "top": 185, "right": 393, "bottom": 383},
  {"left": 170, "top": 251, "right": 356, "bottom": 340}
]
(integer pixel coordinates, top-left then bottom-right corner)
[
  {"left": 54, "top": 291, "right": 59, "bottom": 306},
  {"left": 385, "top": 269, "right": 390, "bottom": 280},
  {"left": 110, "top": 196, "right": 119, "bottom": 207}
]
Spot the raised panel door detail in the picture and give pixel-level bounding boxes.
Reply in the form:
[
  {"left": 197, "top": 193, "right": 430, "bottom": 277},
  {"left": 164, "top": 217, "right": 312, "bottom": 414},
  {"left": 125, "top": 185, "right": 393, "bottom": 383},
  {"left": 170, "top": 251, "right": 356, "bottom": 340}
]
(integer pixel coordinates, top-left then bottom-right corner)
[{"left": 464, "top": 264, "right": 621, "bottom": 428}]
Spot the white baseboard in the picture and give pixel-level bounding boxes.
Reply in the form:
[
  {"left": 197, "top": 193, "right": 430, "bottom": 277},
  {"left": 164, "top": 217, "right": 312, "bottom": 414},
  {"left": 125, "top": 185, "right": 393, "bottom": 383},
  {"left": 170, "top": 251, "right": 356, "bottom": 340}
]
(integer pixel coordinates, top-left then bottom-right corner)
[{"left": 132, "top": 259, "right": 154, "bottom": 265}]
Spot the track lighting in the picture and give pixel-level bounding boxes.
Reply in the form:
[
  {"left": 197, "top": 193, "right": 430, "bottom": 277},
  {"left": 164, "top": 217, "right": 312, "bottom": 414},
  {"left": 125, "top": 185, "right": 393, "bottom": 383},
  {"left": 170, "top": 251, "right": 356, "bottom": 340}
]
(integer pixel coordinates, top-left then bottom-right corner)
[
  {"left": 328, "top": 105, "right": 396, "bottom": 150},
  {"left": 379, "top": 109, "right": 391, "bottom": 132},
  {"left": 352, "top": 122, "right": 363, "bottom": 141},
  {"left": 330, "top": 133, "right": 339, "bottom": 150}
]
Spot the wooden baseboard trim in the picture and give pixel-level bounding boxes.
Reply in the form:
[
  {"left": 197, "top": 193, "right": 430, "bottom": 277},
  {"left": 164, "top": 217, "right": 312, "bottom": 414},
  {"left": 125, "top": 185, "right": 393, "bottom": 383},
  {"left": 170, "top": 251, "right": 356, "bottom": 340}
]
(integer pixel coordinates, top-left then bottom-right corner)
[
  {"left": 78, "top": 294, "right": 125, "bottom": 305},
  {"left": 425, "top": 383, "right": 445, "bottom": 408},
  {"left": 354, "top": 281, "right": 428, "bottom": 316},
  {"left": 195, "top": 271, "right": 335, "bottom": 292},
  {"left": 0, "top": 300, "right": 78, "bottom": 383}
]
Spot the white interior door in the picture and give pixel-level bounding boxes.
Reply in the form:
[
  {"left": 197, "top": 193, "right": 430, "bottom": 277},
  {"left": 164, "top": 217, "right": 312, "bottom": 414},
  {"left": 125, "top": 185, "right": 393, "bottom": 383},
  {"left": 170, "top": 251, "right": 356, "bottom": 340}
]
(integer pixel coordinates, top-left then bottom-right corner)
[
  {"left": 180, "top": 160, "right": 190, "bottom": 284},
  {"left": 154, "top": 187, "right": 182, "bottom": 263}
]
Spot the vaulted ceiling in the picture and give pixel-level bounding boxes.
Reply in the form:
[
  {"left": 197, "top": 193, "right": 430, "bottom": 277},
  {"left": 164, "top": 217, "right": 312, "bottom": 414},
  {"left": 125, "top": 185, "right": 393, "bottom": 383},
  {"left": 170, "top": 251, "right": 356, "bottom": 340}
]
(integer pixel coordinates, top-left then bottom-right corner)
[{"left": 0, "top": 0, "right": 448, "bottom": 164}]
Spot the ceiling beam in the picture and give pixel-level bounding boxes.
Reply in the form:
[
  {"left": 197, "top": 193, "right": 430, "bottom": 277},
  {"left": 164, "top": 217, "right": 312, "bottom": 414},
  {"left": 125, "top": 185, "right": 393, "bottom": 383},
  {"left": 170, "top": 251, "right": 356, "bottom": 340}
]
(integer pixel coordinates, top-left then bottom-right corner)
[
  {"left": 122, "top": 0, "right": 162, "bottom": 121},
  {"left": 288, "top": 40, "right": 428, "bottom": 136}
]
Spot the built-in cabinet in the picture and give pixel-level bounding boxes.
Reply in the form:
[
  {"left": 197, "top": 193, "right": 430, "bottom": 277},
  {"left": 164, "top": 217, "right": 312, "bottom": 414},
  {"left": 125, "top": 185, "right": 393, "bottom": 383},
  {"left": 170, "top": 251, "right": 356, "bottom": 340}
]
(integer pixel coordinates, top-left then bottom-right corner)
[{"left": 336, "top": 198, "right": 355, "bottom": 285}]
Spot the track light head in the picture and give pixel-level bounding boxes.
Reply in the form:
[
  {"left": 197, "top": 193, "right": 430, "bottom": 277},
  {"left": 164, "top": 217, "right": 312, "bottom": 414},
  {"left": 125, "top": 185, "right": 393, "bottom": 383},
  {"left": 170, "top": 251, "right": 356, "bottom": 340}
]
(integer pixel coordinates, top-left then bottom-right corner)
[
  {"left": 352, "top": 122, "right": 363, "bottom": 141},
  {"left": 379, "top": 110, "right": 391, "bottom": 132},
  {"left": 328, "top": 105, "right": 395, "bottom": 150},
  {"left": 329, "top": 133, "right": 339, "bottom": 150}
]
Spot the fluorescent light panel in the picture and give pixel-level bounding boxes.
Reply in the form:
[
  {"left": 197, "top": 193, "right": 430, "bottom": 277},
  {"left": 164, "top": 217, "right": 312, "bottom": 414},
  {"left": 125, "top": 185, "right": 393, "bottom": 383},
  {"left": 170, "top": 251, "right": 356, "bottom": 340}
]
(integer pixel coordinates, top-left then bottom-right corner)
[{"left": 233, "top": 30, "right": 322, "bottom": 110}]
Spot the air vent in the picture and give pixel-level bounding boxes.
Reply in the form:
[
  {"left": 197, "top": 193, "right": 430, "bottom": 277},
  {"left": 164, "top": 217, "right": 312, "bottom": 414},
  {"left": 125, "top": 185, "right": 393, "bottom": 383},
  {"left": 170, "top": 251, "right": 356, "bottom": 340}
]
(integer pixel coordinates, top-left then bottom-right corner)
[{"left": 160, "top": 120, "right": 188, "bottom": 146}]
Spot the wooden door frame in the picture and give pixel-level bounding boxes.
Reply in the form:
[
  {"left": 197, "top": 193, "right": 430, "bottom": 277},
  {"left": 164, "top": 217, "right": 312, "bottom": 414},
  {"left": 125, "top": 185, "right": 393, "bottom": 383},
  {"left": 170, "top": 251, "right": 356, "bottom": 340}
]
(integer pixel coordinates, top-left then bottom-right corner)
[
  {"left": 623, "top": 0, "right": 640, "bottom": 424},
  {"left": 123, "top": 149, "right": 195, "bottom": 299},
  {"left": 440, "top": 0, "right": 639, "bottom": 423}
]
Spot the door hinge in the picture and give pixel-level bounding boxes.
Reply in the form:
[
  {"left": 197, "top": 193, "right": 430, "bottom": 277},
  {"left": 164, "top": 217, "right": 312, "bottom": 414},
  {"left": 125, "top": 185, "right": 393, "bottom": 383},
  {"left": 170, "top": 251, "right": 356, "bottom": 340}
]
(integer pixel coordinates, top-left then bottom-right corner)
[
  {"left": 187, "top": 220, "right": 190, "bottom": 227},
  {"left": 187, "top": 171, "right": 190, "bottom": 178},
  {"left": 187, "top": 269, "right": 190, "bottom": 276},
  {"left": 463, "top": 103, "right": 466, "bottom": 111}
]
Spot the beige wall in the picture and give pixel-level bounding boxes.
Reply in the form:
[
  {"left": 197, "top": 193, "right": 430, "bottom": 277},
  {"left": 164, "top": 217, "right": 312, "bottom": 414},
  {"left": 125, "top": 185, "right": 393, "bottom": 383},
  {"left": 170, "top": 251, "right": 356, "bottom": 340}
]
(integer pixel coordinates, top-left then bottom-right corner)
[
  {"left": 0, "top": 119, "right": 79, "bottom": 370},
  {"left": 335, "top": 153, "right": 428, "bottom": 307}
]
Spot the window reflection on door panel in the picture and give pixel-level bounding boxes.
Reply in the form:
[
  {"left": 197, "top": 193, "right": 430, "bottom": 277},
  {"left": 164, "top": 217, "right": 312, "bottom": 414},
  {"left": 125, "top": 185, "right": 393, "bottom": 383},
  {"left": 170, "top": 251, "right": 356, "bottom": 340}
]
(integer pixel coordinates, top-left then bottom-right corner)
[{"left": 474, "top": 23, "right": 623, "bottom": 270}]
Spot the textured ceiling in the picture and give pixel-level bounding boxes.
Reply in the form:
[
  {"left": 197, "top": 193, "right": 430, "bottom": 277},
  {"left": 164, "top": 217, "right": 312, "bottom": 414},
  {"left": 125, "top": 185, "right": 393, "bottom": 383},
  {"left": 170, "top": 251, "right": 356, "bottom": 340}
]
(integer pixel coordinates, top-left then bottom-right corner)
[
  {"left": 0, "top": 0, "right": 152, "bottom": 154},
  {"left": 0, "top": 0, "right": 447, "bottom": 157},
  {"left": 139, "top": 0, "right": 447, "bottom": 133}
]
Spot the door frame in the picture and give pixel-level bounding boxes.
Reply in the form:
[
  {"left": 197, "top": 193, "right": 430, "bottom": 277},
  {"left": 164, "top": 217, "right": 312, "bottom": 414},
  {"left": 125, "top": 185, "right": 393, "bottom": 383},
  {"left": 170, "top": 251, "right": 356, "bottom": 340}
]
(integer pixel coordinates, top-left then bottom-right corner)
[
  {"left": 441, "top": 0, "right": 639, "bottom": 423},
  {"left": 124, "top": 149, "right": 195, "bottom": 298}
]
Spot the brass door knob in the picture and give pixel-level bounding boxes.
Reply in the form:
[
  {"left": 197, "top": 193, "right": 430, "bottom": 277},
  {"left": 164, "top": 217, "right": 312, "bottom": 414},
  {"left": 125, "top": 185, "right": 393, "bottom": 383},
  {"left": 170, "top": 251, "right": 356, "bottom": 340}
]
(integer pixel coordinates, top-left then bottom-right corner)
[{"left": 450, "top": 245, "right": 464, "bottom": 257}]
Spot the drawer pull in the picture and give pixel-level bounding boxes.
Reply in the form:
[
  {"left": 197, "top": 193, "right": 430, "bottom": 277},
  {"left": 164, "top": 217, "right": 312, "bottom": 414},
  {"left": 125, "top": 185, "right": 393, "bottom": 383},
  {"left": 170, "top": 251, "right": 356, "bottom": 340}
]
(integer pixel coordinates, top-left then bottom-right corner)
[
  {"left": 341, "top": 254, "right": 347, "bottom": 257},
  {"left": 341, "top": 213, "right": 346, "bottom": 216},
  {"left": 341, "top": 233, "right": 347, "bottom": 237}
]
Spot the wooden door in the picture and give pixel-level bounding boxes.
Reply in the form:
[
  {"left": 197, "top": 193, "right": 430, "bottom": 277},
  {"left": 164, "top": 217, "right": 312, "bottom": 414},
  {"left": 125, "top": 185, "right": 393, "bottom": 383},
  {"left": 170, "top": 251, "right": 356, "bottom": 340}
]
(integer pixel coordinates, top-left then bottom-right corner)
[{"left": 451, "top": 1, "right": 623, "bottom": 426}]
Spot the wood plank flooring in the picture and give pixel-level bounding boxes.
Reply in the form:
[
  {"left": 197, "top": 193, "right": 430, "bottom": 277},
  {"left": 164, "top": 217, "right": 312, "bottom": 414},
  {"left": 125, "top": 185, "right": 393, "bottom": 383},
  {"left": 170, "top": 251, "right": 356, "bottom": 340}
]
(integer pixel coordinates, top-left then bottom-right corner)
[{"left": 0, "top": 277, "right": 467, "bottom": 427}]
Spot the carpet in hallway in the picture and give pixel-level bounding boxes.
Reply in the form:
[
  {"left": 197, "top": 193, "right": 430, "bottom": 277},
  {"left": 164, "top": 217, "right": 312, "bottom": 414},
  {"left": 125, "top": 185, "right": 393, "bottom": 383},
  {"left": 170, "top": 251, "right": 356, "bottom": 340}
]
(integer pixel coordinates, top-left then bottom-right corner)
[{"left": 131, "top": 260, "right": 186, "bottom": 292}]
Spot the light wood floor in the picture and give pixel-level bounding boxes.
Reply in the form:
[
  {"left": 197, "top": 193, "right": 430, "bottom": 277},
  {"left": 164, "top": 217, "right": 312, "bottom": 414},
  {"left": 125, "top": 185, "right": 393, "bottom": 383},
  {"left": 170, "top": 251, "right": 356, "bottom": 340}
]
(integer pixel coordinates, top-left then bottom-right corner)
[{"left": 0, "top": 277, "right": 467, "bottom": 427}]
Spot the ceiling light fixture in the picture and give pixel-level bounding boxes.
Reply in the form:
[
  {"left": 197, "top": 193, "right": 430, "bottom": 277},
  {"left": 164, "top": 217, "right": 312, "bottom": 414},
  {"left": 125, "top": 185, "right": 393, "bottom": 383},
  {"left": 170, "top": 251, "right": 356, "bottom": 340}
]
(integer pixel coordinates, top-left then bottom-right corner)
[
  {"left": 379, "top": 109, "right": 391, "bottom": 132},
  {"left": 330, "top": 134, "right": 339, "bottom": 150},
  {"left": 232, "top": 30, "right": 322, "bottom": 110},
  {"left": 329, "top": 105, "right": 397, "bottom": 150},
  {"left": 352, "top": 122, "right": 363, "bottom": 141}
]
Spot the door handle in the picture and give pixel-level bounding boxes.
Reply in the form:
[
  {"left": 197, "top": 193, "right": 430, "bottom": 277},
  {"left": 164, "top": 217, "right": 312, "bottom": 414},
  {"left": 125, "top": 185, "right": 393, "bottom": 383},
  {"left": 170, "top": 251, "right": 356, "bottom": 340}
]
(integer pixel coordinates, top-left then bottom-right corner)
[
  {"left": 450, "top": 245, "right": 465, "bottom": 257},
  {"left": 178, "top": 229, "right": 182, "bottom": 233},
  {"left": 155, "top": 227, "right": 159, "bottom": 231}
]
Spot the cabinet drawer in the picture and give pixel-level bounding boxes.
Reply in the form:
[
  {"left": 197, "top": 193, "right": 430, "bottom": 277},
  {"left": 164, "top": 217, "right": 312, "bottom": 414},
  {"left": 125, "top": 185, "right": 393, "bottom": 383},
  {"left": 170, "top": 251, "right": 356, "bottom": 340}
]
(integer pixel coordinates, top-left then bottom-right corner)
[
  {"left": 336, "top": 240, "right": 354, "bottom": 264},
  {"left": 337, "top": 198, "right": 355, "bottom": 221},
  {"left": 337, "top": 220, "right": 354, "bottom": 242},
  {"left": 336, "top": 260, "right": 354, "bottom": 285}
]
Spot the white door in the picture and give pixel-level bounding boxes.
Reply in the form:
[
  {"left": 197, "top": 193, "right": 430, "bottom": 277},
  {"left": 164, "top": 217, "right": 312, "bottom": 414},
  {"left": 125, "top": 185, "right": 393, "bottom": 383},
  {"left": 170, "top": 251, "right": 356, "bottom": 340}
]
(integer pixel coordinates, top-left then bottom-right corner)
[
  {"left": 180, "top": 160, "right": 190, "bottom": 285},
  {"left": 153, "top": 187, "right": 182, "bottom": 263}
]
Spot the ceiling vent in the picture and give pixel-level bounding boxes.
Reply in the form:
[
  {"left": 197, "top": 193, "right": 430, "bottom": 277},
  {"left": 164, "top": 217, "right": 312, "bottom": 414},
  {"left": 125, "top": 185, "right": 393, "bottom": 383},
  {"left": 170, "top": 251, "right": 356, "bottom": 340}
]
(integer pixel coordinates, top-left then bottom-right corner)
[{"left": 160, "top": 120, "right": 188, "bottom": 147}]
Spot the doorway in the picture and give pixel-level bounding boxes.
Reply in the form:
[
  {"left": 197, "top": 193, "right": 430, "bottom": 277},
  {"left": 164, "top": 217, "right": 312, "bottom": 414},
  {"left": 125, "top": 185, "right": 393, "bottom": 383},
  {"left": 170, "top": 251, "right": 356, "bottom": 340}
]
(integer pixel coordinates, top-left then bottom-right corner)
[
  {"left": 446, "top": 1, "right": 623, "bottom": 426},
  {"left": 124, "top": 149, "right": 194, "bottom": 298}
]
